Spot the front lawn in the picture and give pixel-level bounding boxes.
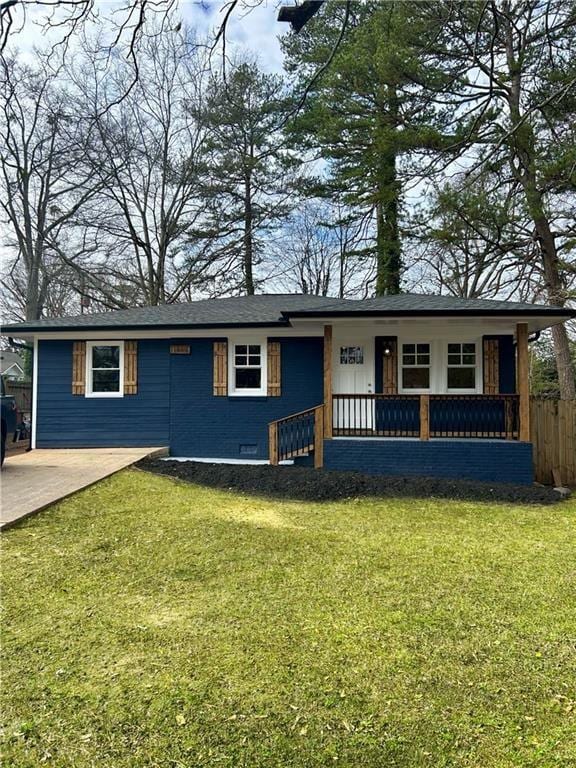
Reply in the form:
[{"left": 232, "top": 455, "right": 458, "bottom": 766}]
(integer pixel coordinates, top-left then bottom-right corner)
[{"left": 2, "top": 469, "right": 575, "bottom": 767}]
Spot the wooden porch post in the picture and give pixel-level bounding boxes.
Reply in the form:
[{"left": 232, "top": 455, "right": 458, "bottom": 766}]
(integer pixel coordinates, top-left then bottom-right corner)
[
  {"left": 324, "top": 324, "right": 333, "bottom": 438},
  {"left": 269, "top": 422, "right": 279, "bottom": 465},
  {"left": 420, "top": 394, "right": 430, "bottom": 440},
  {"left": 517, "top": 322, "right": 530, "bottom": 442}
]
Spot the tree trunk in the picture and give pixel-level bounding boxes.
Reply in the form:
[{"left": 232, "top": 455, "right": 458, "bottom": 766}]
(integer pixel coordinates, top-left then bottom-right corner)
[
  {"left": 375, "top": 90, "right": 401, "bottom": 296},
  {"left": 502, "top": 13, "right": 575, "bottom": 399},
  {"left": 25, "top": 236, "right": 43, "bottom": 320},
  {"left": 375, "top": 165, "right": 401, "bottom": 296},
  {"left": 25, "top": 267, "right": 41, "bottom": 321},
  {"left": 243, "top": 173, "right": 255, "bottom": 295},
  {"left": 524, "top": 200, "right": 575, "bottom": 399}
]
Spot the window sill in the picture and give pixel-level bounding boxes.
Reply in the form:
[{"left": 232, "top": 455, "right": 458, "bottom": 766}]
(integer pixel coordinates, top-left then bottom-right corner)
[{"left": 85, "top": 392, "right": 124, "bottom": 399}]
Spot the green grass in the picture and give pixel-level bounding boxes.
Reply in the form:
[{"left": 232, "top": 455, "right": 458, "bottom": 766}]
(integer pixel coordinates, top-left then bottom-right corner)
[{"left": 2, "top": 469, "right": 575, "bottom": 767}]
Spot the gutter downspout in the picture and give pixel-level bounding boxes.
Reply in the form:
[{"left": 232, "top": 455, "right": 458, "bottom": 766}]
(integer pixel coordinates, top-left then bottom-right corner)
[{"left": 513, "top": 330, "right": 541, "bottom": 348}]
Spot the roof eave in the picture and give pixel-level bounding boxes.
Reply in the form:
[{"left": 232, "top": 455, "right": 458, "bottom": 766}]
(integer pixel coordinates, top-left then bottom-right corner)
[
  {"left": 1, "top": 319, "right": 292, "bottom": 335},
  {"left": 283, "top": 309, "right": 576, "bottom": 319}
]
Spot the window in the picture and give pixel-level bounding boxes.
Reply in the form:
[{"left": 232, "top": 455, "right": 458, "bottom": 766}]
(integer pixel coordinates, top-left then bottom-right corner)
[
  {"left": 86, "top": 342, "right": 124, "bottom": 397},
  {"left": 401, "top": 343, "right": 430, "bottom": 390},
  {"left": 447, "top": 342, "right": 477, "bottom": 390},
  {"left": 340, "top": 346, "right": 364, "bottom": 365},
  {"left": 233, "top": 343, "right": 264, "bottom": 393}
]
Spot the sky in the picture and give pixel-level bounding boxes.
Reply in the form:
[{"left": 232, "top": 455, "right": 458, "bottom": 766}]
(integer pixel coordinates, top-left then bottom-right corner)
[
  {"left": 0, "top": 0, "right": 323, "bottom": 311},
  {"left": 5, "top": 0, "right": 288, "bottom": 72},
  {"left": 181, "top": 0, "right": 286, "bottom": 72}
]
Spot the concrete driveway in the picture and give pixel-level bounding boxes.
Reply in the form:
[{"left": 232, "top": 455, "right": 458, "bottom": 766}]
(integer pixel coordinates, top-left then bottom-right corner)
[{"left": 1, "top": 447, "right": 167, "bottom": 530}]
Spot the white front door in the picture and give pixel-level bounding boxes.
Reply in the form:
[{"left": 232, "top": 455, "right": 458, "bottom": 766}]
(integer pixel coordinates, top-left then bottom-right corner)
[{"left": 333, "top": 337, "right": 374, "bottom": 431}]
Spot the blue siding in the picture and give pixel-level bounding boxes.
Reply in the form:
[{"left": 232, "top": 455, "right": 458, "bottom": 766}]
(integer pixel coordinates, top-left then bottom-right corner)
[
  {"left": 36, "top": 339, "right": 170, "bottom": 447},
  {"left": 35, "top": 332, "right": 522, "bottom": 476},
  {"left": 169, "top": 337, "right": 323, "bottom": 458},
  {"left": 323, "top": 439, "right": 533, "bottom": 485}
]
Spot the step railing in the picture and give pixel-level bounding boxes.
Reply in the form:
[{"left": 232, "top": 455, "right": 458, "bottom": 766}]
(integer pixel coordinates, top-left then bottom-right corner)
[
  {"left": 269, "top": 405, "right": 324, "bottom": 467},
  {"left": 332, "top": 393, "right": 520, "bottom": 440}
]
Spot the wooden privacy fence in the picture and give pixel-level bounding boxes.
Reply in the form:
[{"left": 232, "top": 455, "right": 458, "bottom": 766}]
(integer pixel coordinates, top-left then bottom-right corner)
[
  {"left": 531, "top": 398, "right": 576, "bottom": 486},
  {"left": 4, "top": 380, "right": 32, "bottom": 417}
]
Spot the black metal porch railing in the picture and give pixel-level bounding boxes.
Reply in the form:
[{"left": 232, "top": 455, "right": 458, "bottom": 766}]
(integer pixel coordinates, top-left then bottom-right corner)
[
  {"left": 429, "top": 394, "right": 519, "bottom": 439},
  {"left": 332, "top": 394, "right": 520, "bottom": 440},
  {"left": 333, "top": 393, "right": 420, "bottom": 437}
]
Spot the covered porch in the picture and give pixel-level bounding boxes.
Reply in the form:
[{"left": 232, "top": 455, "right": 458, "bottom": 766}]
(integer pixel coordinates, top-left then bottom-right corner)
[{"left": 269, "top": 321, "right": 531, "bottom": 474}]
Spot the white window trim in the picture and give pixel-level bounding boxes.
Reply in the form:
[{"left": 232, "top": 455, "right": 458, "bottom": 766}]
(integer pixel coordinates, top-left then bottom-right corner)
[
  {"left": 399, "top": 341, "right": 432, "bottom": 394},
  {"left": 445, "top": 341, "right": 479, "bottom": 394},
  {"left": 85, "top": 340, "right": 124, "bottom": 398},
  {"left": 398, "top": 338, "right": 483, "bottom": 395},
  {"left": 228, "top": 337, "right": 267, "bottom": 397}
]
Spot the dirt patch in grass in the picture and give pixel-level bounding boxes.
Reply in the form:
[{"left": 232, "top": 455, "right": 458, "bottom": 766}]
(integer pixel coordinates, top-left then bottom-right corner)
[{"left": 137, "top": 458, "right": 562, "bottom": 505}]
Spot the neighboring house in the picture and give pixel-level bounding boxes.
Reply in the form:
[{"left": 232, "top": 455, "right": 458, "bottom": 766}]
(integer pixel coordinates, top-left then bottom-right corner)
[
  {"left": 0, "top": 350, "right": 26, "bottom": 381},
  {"left": 2, "top": 294, "right": 574, "bottom": 485}
]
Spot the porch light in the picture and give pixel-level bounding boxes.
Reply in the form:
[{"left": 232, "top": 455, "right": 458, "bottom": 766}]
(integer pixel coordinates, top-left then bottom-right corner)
[{"left": 383, "top": 345, "right": 392, "bottom": 356}]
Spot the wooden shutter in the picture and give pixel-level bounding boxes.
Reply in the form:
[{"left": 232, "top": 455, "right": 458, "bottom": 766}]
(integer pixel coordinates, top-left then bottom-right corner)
[
  {"left": 213, "top": 341, "right": 228, "bottom": 396},
  {"left": 382, "top": 337, "right": 398, "bottom": 394},
  {"left": 483, "top": 338, "right": 499, "bottom": 394},
  {"left": 72, "top": 341, "right": 86, "bottom": 395},
  {"left": 124, "top": 341, "right": 138, "bottom": 395},
  {"left": 267, "top": 341, "right": 281, "bottom": 396}
]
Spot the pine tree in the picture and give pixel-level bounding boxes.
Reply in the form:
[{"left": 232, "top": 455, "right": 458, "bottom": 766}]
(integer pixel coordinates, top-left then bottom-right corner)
[
  {"left": 282, "top": 1, "right": 448, "bottom": 295},
  {"left": 197, "top": 61, "right": 299, "bottom": 295}
]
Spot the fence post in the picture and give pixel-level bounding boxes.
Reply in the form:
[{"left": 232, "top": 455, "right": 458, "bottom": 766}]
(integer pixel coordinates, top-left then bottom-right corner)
[
  {"left": 269, "top": 422, "right": 279, "bottom": 466},
  {"left": 420, "top": 395, "right": 430, "bottom": 440},
  {"left": 314, "top": 405, "right": 324, "bottom": 469}
]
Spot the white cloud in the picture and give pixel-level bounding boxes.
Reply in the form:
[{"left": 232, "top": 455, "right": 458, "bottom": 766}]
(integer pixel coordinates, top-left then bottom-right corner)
[
  {"left": 5, "top": 0, "right": 289, "bottom": 73},
  {"left": 180, "top": 0, "right": 287, "bottom": 72}
]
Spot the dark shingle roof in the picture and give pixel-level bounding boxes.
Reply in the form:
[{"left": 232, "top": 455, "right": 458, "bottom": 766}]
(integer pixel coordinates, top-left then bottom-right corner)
[
  {"left": 1, "top": 295, "right": 353, "bottom": 333},
  {"left": 1, "top": 293, "right": 573, "bottom": 335},
  {"left": 284, "top": 293, "right": 575, "bottom": 316}
]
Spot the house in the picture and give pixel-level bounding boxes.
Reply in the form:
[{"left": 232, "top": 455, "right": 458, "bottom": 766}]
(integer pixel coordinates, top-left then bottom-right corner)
[
  {"left": 2, "top": 294, "right": 574, "bottom": 485},
  {"left": 0, "top": 350, "right": 26, "bottom": 381}
]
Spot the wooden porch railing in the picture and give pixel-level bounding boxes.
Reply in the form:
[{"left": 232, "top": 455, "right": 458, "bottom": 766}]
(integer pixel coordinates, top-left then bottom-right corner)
[
  {"left": 269, "top": 405, "right": 324, "bottom": 467},
  {"left": 332, "top": 393, "right": 520, "bottom": 440}
]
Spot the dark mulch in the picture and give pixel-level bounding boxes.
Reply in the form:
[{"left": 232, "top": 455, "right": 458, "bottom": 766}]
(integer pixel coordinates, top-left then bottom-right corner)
[{"left": 137, "top": 458, "right": 564, "bottom": 506}]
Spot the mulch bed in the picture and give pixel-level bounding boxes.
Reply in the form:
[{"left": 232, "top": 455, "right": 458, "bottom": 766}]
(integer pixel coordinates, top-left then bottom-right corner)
[{"left": 137, "top": 458, "right": 564, "bottom": 506}]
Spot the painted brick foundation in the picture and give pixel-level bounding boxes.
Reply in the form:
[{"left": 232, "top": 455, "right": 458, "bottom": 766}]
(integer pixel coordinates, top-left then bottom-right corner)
[{"left": 322, "top": 438, "right": 533, "bottom": 485}]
